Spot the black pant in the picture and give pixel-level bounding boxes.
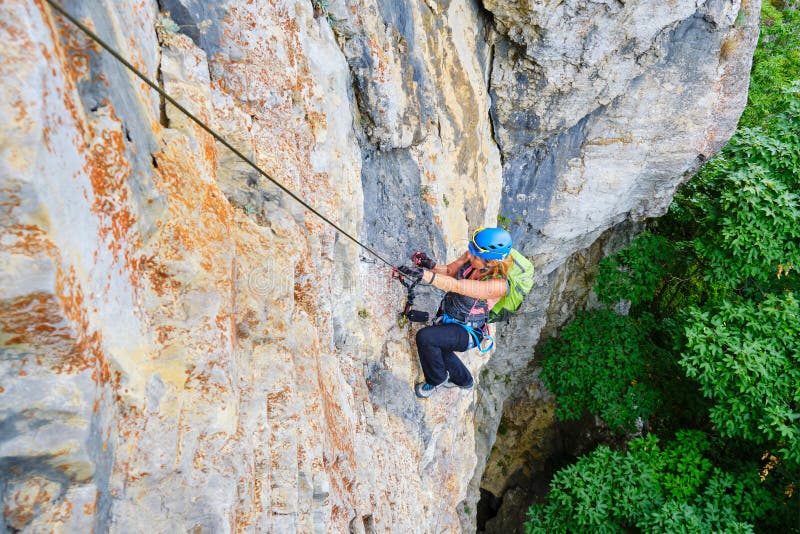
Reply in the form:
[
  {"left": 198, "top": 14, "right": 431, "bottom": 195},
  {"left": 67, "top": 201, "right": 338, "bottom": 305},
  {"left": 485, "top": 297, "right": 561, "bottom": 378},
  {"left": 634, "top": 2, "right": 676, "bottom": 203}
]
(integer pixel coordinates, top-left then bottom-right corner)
[{"left": 415, "top": 324, "right": 474, "bottom": 386}]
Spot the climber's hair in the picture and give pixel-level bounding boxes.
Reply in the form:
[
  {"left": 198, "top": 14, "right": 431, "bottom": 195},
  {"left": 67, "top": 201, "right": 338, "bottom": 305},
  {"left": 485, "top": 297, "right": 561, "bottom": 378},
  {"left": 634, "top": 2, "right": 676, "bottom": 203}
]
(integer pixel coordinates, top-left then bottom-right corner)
[{"left": 484, "top": 255, "right": 514, "bottom": 280}]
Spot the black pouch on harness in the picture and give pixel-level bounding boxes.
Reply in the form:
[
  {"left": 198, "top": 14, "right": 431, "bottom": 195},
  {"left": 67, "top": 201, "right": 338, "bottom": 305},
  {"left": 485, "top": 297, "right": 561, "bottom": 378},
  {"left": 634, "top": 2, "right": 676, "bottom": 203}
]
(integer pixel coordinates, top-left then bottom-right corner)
[{"left": 405, "top": 309, "right": 430, "bottom": 323}]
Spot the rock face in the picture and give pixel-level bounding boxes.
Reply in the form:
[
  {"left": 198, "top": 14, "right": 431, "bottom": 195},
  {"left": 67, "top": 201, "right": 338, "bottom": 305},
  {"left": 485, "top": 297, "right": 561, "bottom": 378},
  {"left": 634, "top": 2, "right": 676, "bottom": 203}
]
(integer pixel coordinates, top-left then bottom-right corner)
[{"left": 0, "top": 0, "right": 758, "bottom": 532}]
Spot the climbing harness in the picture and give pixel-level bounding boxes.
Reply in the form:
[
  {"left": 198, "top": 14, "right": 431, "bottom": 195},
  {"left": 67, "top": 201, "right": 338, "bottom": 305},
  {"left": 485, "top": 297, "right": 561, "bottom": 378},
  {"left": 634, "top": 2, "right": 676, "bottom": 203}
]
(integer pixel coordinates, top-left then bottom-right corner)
[
  {"left": 392, "top": 266, "right": 494, "bottom": 351},
  {"left": 440, "top": 313, "right": 494, "bottom": 353}
]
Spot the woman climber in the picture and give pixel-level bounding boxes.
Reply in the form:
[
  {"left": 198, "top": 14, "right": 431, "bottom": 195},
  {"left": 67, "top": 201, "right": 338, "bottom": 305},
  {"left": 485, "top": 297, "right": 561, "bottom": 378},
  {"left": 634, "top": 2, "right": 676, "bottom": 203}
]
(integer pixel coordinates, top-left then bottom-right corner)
[{"left": 396, "top": 227, "right": 513, "bottom": 398}]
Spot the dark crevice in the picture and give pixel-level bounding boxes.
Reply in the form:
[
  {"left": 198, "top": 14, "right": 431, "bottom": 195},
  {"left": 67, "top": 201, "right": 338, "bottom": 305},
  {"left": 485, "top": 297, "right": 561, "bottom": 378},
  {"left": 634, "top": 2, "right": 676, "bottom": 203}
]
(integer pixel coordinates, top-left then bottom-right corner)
[
  {"left": 327, "top": 13, "right": 381, "bottom": 148},
  {"left": 486, "top": 42, "right": 504, "bottom": 168},
  {"left": 309, "top": 0, "right": 326, "bottom": 19},
  {"left": 205, "top": 62, "right": 215, "bottom": 89},
  {"left": 474, "top": 0, "right": 504, "bottom": 168},
  {"left": 350, "top": 77, "right": 376, "bottom": 146},
  {"left": 362, "top": 514, "right": 376, "bottom": 534},
  {"left": 157, "top": 64, "right": 169, "bottom": 128},
  {"left": 476, "top": 415, "right": 609, "bottom": 532},
  {"left": 476, "top": 488, "right": 502, "bottom": 530},
  {"left": 154, "top": 2, "right": 170, "bottom": 128}
]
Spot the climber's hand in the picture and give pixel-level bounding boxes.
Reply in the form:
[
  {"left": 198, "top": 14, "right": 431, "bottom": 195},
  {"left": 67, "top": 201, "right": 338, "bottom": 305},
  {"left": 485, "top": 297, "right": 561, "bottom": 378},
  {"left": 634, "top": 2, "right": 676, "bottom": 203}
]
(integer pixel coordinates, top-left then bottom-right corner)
[
  {"left": 411, "top": 252, "right": 436, "bottom": 269},
  {"left": 396, "top": 265, "right": 423, "bottom": 279}
]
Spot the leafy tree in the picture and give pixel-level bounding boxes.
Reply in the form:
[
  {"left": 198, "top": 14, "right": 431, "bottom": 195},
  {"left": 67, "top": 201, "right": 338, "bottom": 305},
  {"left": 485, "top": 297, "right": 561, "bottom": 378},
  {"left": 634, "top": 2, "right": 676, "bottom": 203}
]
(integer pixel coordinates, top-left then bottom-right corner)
[
  {"left": 545, "top": 82, "right": 800, "bottom": 437},
  {"left": 530, "top": 6, "right": 800, "bottom": 530},
  {"left": 740, "top": 2, "right": 800, "bottom": 128},
  {"left": 525, "top": 432, "right": 771, "bottom": 534},
  {"left": 690, "top": 86, "right": 800, "bottom": 291},
  {"left": 541, "top": 232, "right": 711, "bottom": 436},
  {"left": 539, "top": 310, "right": 663, "bottom": 433},
  {"left": 538, "top": 101, "right": 800, "bottom": 524},
  {"left": 682, "top": 292, "right": 800, "bottom": 463},
  {"left": 594, "top": 233, "right": 683, "bottom": 311},
  {"left": 670, "top": 85, "right": 800, "bottom": 466}
]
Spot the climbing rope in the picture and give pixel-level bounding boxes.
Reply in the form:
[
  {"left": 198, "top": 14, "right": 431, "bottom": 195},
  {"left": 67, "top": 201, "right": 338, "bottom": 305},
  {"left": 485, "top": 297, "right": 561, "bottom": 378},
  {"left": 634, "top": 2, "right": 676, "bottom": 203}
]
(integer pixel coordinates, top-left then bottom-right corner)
[{"left": 44, "top": 0, "right": 396, "bottom": 270}]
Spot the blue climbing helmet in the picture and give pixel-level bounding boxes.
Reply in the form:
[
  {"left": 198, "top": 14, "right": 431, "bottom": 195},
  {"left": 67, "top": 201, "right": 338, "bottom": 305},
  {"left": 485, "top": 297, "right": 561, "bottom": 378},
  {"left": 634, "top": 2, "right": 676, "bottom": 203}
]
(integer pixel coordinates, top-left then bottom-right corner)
[{"left": 468, "top": 227, "right": 512, "bottom": 260}]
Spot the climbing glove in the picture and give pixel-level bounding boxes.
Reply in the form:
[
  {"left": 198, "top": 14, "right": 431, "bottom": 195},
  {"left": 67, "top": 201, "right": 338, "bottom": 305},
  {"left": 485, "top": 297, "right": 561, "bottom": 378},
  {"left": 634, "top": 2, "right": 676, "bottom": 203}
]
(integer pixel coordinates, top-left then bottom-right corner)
[
  {"left": 411, "top": 252, "right": 436, "bottom": 269},
  {"left": 396, "top": 265, "right": 423, "bottom": 280}
]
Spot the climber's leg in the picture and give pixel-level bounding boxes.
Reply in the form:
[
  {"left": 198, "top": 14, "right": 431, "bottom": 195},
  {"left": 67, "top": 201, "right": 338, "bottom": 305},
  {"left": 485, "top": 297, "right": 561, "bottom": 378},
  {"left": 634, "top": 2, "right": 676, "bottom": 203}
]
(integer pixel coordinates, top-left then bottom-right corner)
[
  {"left": 415, "top": 324, "right": 470, "bottom": 385},
  {"left": 441, "top": 351, "right": 474, "bottom": 388}
]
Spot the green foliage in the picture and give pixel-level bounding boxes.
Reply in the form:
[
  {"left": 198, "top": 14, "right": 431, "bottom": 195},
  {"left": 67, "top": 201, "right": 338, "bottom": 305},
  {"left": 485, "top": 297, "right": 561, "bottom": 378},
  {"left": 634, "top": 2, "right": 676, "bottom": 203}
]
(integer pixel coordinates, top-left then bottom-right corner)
[
  {"left": 595, "top": 233, "right": 671, "bottom": 307},
  {"left": 540, "top": 310, "right": 662, "bottom": 433},
  {"left": 707, "top": 164, "right": 800, "bottom": 285},
  {"left": 497, "top": 213, "right": 512, "bottom": 230},
  {"left": 739, "top": 2, "right": 800, "bottom": 128},
  {"left": 527, "top": 6, "right": 800, "bottom": 532},
  {"left": 496, "top": 213, "right": 522, "bottom": 230},
  {"left": 645, "top": 501, "right": 754, "bottom": 534},
  {"left": 691, "top": 87, "right": 800, "bottom": 290},
  {"left": 671, "top": 84, "right": 800, "bottom": 469},
  {"left": 524, "top": 432, "right": 769, "bottom": 534},
  {"left": 311, "top": 0, "right": 331, "bottom": 15},
  {"left": 155, "top": 13, "right": 181, "bottom": 35},
  {"left": 577, "top": 86, "right": 800, "bottom": 439},
  {"left": 594, "top": 228, "right": 726, "bottom": 324},
  {"left": 682, "top": 292, "right": 800, "bottom": 463}
]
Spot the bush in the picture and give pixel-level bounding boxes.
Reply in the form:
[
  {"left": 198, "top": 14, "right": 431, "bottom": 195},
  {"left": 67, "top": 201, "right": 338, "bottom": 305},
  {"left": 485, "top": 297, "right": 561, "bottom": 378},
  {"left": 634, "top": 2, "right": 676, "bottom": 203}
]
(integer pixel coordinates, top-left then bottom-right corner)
[
  {"left": 740, "top": 2, "right": 800, "bottom": 128},
  {"left": 693, "top": 87, "right": 800, "bottom": 291},
  {"left": 540, "top": 310, "right": 662, "bottom": 433},
  {"left": 524, "top": 432, "right": 770, "bottom": 534},
  {"left": 528, "top": 7, "right": 800, "bottom": 531},
  {"left": 682, "top": 292, "right": 800, "bottom": 463},
  {"left": 594, "top": 233, "right": 678, "bottom": 309}
]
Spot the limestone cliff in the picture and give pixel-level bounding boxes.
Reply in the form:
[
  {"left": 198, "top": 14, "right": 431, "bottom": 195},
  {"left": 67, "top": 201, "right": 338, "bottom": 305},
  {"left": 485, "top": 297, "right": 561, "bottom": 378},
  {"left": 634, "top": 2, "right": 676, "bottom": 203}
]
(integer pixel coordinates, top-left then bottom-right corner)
[{"left": 0, "top": 0, "right": 758, "bottom": 532}]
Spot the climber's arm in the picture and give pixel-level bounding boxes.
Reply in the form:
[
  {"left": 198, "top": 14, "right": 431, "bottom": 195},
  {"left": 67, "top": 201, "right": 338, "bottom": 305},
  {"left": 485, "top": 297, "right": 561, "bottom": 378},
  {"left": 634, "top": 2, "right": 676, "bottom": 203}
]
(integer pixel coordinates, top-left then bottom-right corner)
[
  {"left": 430, "top": 252, "right": 470, "bottom": 277},
  {"left": 421, "top": 270, "right": 509, "bottom": 300}
]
